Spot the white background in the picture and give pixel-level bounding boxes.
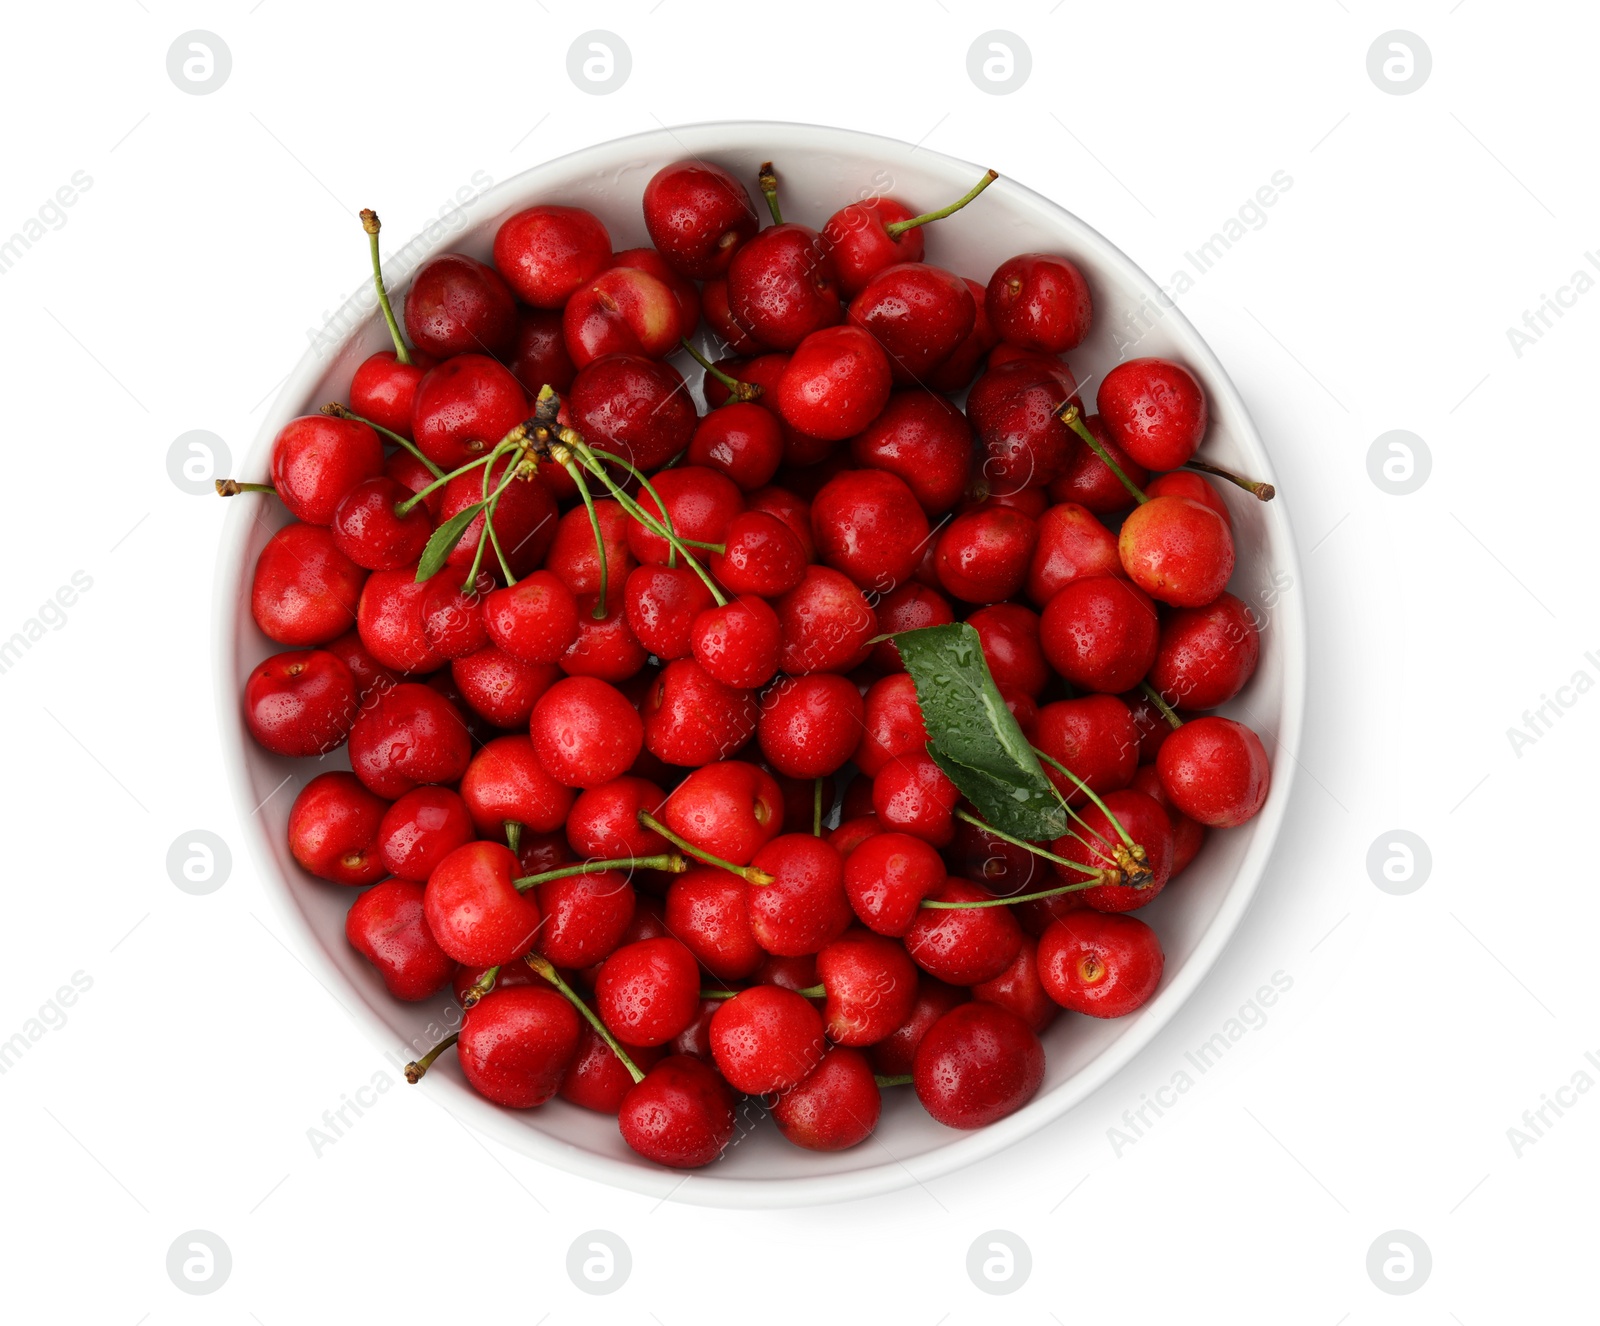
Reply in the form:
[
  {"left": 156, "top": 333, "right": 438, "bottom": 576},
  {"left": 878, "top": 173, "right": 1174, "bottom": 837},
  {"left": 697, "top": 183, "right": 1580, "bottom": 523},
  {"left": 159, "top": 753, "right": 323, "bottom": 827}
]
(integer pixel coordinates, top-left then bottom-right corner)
[{"left": 1, "top": 0, "right": 1594, "bottom": 1318}]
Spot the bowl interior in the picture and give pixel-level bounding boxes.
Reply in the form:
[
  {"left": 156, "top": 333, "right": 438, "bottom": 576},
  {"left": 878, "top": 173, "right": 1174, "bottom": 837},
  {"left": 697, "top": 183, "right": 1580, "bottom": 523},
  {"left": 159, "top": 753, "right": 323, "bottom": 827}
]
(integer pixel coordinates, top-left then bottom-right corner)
[{"left": 215, "top": 121, "right": 1304, "bottom": 1206}]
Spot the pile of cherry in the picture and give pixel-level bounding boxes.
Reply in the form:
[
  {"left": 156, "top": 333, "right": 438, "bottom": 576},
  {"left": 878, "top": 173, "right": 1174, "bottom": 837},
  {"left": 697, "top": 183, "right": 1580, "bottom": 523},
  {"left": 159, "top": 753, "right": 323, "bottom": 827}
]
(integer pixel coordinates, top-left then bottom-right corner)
[{"left": 230, "top": 155, "right": 1275, "bottom": 1170}]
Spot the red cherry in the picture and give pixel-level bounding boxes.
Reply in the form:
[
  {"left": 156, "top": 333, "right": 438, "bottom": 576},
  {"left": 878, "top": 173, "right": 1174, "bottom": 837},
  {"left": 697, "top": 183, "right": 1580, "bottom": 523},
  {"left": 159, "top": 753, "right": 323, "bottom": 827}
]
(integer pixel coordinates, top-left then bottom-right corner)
[
  {"left": 666, "top": 866, "right": 764, "bottom": 980},
  {"left": 356, "top": 569, "right": 444, "bottom": 674},
  {"left": 491, "top": 204, "right": 612, "bottom": 308},
  {"left": 816, "top": 930, "right": 918, "bottom": 1045},
  {"left": 967, "top": 601, "right": 1049, "bottom": 698},
  {"left": 842, "top": 831, "right": 945, "bottom": 937},
  {"left": 873, "top": 752, "right": 960, "bottom": 847},
  {"left": 1026, "top": 502, "right": 1122, "bottom": 606},
  {"left": 350, "top": 348, "right": 435, "bottom": 440},
  {"left": 746, "top": 833, "right": 852, "bottom": 956},
  {"left": 596, "top": 936, "right": 701, "bottom": 1046},
  {"left": 853, "top": 673, "right": 927, "bottom": 778},
  {"left": 707, "top": 511, "right": 804, "bottom": 599},
  {"left": 904, "top": 878, "right": 1023, "bottom": 985},
  {"left": 288, "top": 771, "right": 387, "bottom": 885},
  {"left": 776, "top": 325, "right": 892, "bottom": 441},
  {"left": 640, "top": 658, "right": 759, "bottom": 767},
  {"left": 1145, "top": 470, "right": 1231, "bottom": 526},
  {"left": 687, "top": 402, "right": 784, "bottom": 491},
  {"left": 966, "top": 358, "right": 1079, "bottom": 491},
  {"left": 913, "top": 1001, "right": 1045, "bottom": 1129},
  {"left": 348, "top": 681, "right": 471, "bottom": 798},
  {"left": 1097, "top": 357, "right": 1208, "bottom": 471},
  {"left": 642, "top": 160, "right": 760, "bottom": 280},
  {"left": 507, "top": 307, "right": 577, "bottom": 398},
  {"left": 1039, "top": 575, "right": 1159, "bottom": 694},
  {"left": 1038, "top": 911, "right": 1163, "bottom": 1017},
  {"left": 1119, "top": 495, "right": 1235, "bottom": 607},
  {"left": 324, "top": 630, "right": 397, "bottom": 708},
  {"left": 870, "top": 976, "right": 967, "bottom": 1077},
  {"left": 435, "top": 458, "right": 558, "bottom": 580},
  {"left": 624, "top": 565, "right": 715, "bottom": 660},
  {"left": 411, "top": 354, "right": 528, "bottom": 473},
  {"left": 985, "top": 252, "right": 1092, "bottom": 353},
  {"left": 934, "top": 505, "right": 1037, "bottom": 604},
  {"left": 772, "top": 1047, "right": 881, "bottom": 1151},
  {"left": 745, "top": 484, "right": 816, "bottom": 560},
  {"left": 483, "top": 572, "right": 580, "bottom": 665},
  {"left": 821, "top": 196, "right": 926, "bottom": 296},
  {"left": 536, "top": 869, "right": 637, "bottom": 969},
  {"left": 1057, "top": 789, "right": 1175, "bottom": 912},
  {"left": 559, "top": 590, "right": 648, "bottom": 682},
  {"left": 567, "top": 776, "right": 667, "bottom": 859},
  {"left": 1155, "top": 716, "right": 1271, "bottom": 827},
  {"left": 560, "top": 1023, "right": 665, "bottom": 1114},
  {"left": 1049, "top": 414, "right": 1149, "bottom": 515},
  {"left": 708, "top": 353, "right": 836, "bottom": 468},
  {"left": 345, "top": 879, "right": 456, "bottom": 1001},
  {"left": 459, "top": 734, "right": 575, "bottom": 837},
  {"left": 868, "top": 583, "right": 956, "bottom": 671},
  {"left": 403, "top": 252, "right": 517, "bottom": 359},
  {"left": 625, "top": 466, "right": 742, "bottom": 567},
  {"left": 971, "top": 937, "right": 1059, "bottom": 1034},
  {"left": 416, "top": 574, "right": 491, "bottom": 661},
  {"left": 810, "top": 468, "right": 930, "bottom": 594},
  {"left": 618, "top": 1054, "right": 738, "bottom": 1168},
  {"left": 244, "top": 648, "right": 358, "bottom": 757},
  {"left": 568, "top": 354, "right": 697, "bottom": 472},
  {"left": 530, "top": 676, "right": 644, "bottom": 788},
  {"left": 563, "top": 265, "right": 682, "bottom": 367},
  {"left": 613, "top": 247, "right": 702, "bottom": 339},
  {"left": 423, "top": 840, "right": 543, "bottom": 967},
  {"left": 451, "top": 646, "right": 558, "bottom": 729},
  {"left": 774, "top": 566, "right": 878, "bottom": 675},
  {"left": 691, "top": 595, "right": 782, "bottom": 689},
  {"left": 926, "top": 277, "right": 1001, "bottom": 393},
  {"left": 457, "top": 985, "right": 581, "bottom": 1108},
  {"left": 328, "top": 477, "right": 431, "bottom": 572},
  {"left": 949, "top": 816, "right": 1048, "bottom": 904},
  {"left": 848, "top": 262, "right": 975, "bottom": 384},
  {"left": 1129, "top": 763, "right": 1207, "bottom": 876},
  {"left": 727, "top": 222, "right": 842, "bottom": 350},
  {"left": 701, "top": 275, "right": 765, "bottom": 353},
  {"left": 710, "top": 984, "right": 826, "bottom": 1094},
  {"left": 269, "top": 416, "right": 383, "bottom": 526},
  {"left": 545, "top": 499, "right": 634, "bottom": 598},
  {"left": 661, "top": 760, "right": 783, "bottom": 864},
  {"left": 1033, "top": 695, "right": 1140, "bottom": 806},
  {"left": 377, "top": 785, "right": 475, "bottom": 882},
  {"left": 849, "top": 390, "right": 973, "bottom": 516},
  {"left": 1147, "top": 591, "right": 1260, "bottom": 710},
  {"left": 829, "top": 814, "right": 883, "bottom": 858},
  {"left": 384, "top": 448, "right": 446, "bottom": 519},
  {"left": 757, "top": 673, "right": 864, "bottom": 779},
  {"left": 251, "top": 522, "right": 365, "bottom": 646}
]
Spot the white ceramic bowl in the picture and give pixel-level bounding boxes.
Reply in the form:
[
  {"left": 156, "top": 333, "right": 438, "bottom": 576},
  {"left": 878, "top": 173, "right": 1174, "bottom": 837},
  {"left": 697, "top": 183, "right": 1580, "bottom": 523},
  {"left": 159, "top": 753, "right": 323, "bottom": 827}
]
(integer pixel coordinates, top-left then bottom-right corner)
[{"left": 214, "top": 121, "right": 1306, "bottom": 1207}]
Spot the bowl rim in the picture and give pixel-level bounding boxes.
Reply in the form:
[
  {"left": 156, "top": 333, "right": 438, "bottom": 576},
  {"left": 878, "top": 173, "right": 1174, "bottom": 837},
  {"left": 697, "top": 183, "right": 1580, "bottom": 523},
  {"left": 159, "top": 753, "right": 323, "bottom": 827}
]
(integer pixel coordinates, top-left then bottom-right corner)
[{"left": 213, "top": 118, "right": 1307, "bottom": 1208}]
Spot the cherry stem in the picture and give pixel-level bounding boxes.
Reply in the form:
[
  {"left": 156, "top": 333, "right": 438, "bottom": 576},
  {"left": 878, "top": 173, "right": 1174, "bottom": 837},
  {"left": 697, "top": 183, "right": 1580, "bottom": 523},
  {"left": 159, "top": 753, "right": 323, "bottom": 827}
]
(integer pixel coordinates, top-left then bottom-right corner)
[
  {"left": 874, "top": 1074, "right": 913, "bottom": 1087},
  {"left": 359, "top": 208, "right": 410, "bottom": 365},
  {"left": 920, "top": 878, "right": 1112, "bottom": 909},
  {"left": 1139, "top": 682, "right": 1184, "bottom": 731},
  {"left": 524, "top": 954, "right": 645, "bottom": 1084},
  {"left": 464, "top": 458, "right": 521, "bottom": 593},
  {"left": 394, "top": 450, "right": 496, "bottom": 516},
  {"left": 460, "top": 966, "right": 499, "bottom": 1010},
  {"left": 321, "top": 402, "right": 444, "bottom": 480},
  {"left": 813, "top": 779, "right": 824, "bottom": 837},
  {"left": 1184, "top": 458, "right": 1276, "bottom": 501},
  {"left": 404, "top": 1031, "right": 459, "bottom": 1083},
  {"left": 513, "top": 854, "right": 687, "bottom": 891},
  {"left": 883, "top": 168, "right": 1000, "bottom": 237},
  {"left": 1056, "top": 403, "right": 1148, "bottom": 505},
  {"left": 480, "top": 445, "right": 518, "bottom": 588},
  {"left": 681, "top": 538, "right": 725, "bottom": 553},
  {"left": 681, "top": 338, "right": 763, "bottom": 402},
  {"left": 758, "top": 161, "right": 782, "bottom": 225},
  {"left": 795, "top": 984, "right": 825, "bottom": 997},
  {"left": 698, "top": 988, "right": 740, "bottom": 999},
  {"left": 1031, "top": 746, "right": 1139, "bottom": 852},
  {"left": 636, "top": 811, "right": 775, "bottom": 885},
  {"left": 951, "top": 808, "right": 1101, "bottom": 878},
  {"left": 562, "top": 459, "right": 610, "bottom": 619},
  {"left": 582, "top": 443, "right": 684, "bottom": 571},
  {"left": 503, "top": 820, "right": 523, "bottom": 856},
  {"left": 214, "top": 479, "right": 275, "bottom": 497}
]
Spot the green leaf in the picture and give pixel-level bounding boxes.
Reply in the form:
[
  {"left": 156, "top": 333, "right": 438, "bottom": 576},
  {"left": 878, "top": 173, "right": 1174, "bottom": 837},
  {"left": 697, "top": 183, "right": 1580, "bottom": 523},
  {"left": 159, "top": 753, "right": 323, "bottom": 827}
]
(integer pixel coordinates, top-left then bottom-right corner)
[
  {"left": 414, "top": 502, "right": 484, "bottom": 583},
  {"left": 891, "top": 622, "right": 1067, "bottom": 842}
]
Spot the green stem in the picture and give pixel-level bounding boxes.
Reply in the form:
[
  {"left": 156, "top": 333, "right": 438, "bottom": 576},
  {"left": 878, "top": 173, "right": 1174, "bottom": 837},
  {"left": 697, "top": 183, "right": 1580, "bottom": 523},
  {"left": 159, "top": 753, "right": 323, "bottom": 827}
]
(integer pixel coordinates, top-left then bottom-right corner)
[
  {"left": 874, "top": 1074, "right": 914, "bottom": 1087},
  {"left": 321, "top": 403, "right": 443, "bottom": 479},
  {"left": 758, "top": 160, "right": 782, "bottom": 225},
  {"left": 404, "top": 1031, "right": 459, "bottom": 1083},
  {"left": 394, "top": 451, "right": 496, "bottom": 515},
  {"left": 921, "top": 878, "right": 1109, "bottom": 909},
  {"left": 883, "top": 169, "right": 999, "bottom": 237},
  {"left": 525, "top": 954, "right": 645, "bottom": 1083},
  {"left": 637, "top": 811, "right": 774, "bottom": 885},
  {"left": 359, "top": 208, "right": 410, "bottom": 365},
  {"left": 1184, "top": 458, "right": 1276, "bottom": 501},
  {"left": 680, "top": 337, "right": 762, "bottom": 402},
  {"left": 795, "top": 983, "right": 825, "bottom": 997},
  {"left": 1057, "top": 403, "right": 1148, "bottom": 505},
  {"left": 462, "top": 459, "right": 520, "bottom": 592},
  {"left": 459, "top": 967, "right": 499, "bottom": 1009},
  {"left": 514, "top": 855, "right": 688, "bottom": 891},
  {"left": 214, "top": 480, "right": 275, "bottom": 497},
  {"left": 503, "top": 821, "right": 523, "bottom": 856},
  {"left": 1031, "top": 747, "right": 1138, "bottom": 851},
  {"left": 698, "top": 988, "right": 740, "bottom": 999},
  {"left": 584, "top": 446, "right": 683, "bottom": 570},
  {"left": 1139, "top": 682, "right": 1184, "bottom": 731},
  {"left": 951, "top": 808, "right": 1100, "bottom": 878},
  {"left": 813, "top": 779, "right": 824, "bottom": 837},
  {"left": 563, "top": 460, "right": 610, "bottom": 619}
]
